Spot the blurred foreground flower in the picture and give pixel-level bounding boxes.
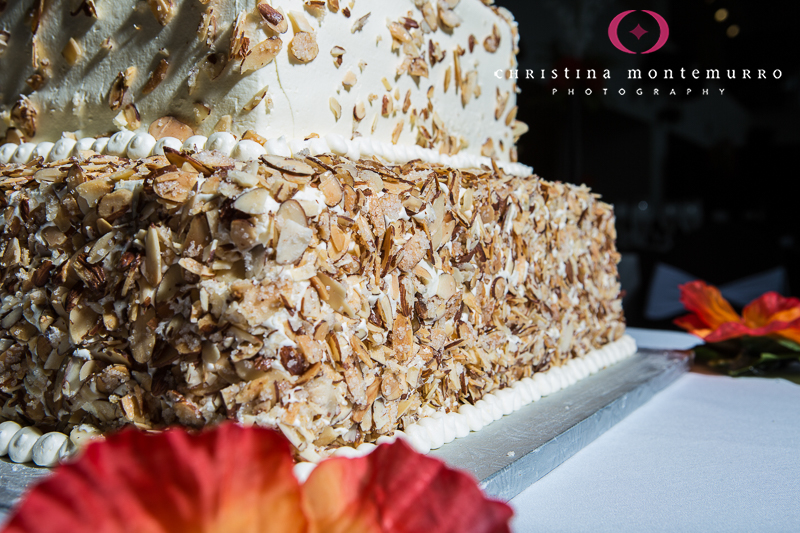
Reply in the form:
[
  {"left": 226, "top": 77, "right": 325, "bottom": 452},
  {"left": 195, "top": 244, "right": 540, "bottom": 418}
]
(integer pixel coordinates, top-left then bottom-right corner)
[
  {"left": 2, "top": 424, "right": 512, "bottom": 533},
  {"left": 675, "top": 281, "right": 800, "bottom": 378}
]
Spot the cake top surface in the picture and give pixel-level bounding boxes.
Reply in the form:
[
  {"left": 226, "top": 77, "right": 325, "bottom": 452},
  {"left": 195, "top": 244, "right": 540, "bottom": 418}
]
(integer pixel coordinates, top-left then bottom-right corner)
[{"left": 0, "top": 0, "right": 527, "bottom": 165}]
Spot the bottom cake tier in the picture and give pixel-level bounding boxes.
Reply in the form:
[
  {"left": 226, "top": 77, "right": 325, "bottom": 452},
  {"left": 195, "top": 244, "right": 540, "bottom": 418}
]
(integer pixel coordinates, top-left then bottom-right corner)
[{"left": 0, "top": 148, "right": 624, "bottom": 461}]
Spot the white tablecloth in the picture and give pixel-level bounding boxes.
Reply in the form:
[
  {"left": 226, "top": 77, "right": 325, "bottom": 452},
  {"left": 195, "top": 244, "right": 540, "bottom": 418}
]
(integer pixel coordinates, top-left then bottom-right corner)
[{"left": 510, "top": 328, "right": 800, "bottom": 532}]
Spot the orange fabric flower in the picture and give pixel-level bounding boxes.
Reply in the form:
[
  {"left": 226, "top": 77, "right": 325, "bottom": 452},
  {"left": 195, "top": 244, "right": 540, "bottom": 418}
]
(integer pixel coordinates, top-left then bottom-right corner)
[
  {"left": 675, "top": 281, "right": 800, "bottom": 343},
  {"left": 1, "top": 424, "right": 512, "bottom": 533}
]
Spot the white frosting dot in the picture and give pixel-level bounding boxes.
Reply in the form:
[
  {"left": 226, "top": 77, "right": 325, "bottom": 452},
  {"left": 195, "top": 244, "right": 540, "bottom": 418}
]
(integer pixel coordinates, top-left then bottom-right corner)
[
  {"left": 32, "top": 141, "right": 55, "bottom": 161},
  {"left": 0, "top": 420, "right": 22, "bottom": 455},
  {"left": 419, "top": 417, "right": 445, "bottom": 449},
  {"left": 205, "top": 132, "right": 237, "bottom": 155},
  {"left": 73, "top": 137, "right": 96, "bottom": 154},
  {"left": 182, "top": 135, "right": 208, "bottom": 153},
  {"left": 232, "top": 139, "right": 266, "bottom": 161},
  {"left": 293, "top": 461, "right": 317, "bottom": 482},
  {"left": 265, "top": 137, "right": 291, "bottom": 157},
  {"left": 33, "top": 432, "right": 69, "bottom": 467},
  {"left": 8, "top": 426, "right": 42, "bottom": 464},
  {"left": 11, "top": 143, "right": 36, "bottom": 164},
  {"left": 106, "top": 131, "right": 135, "bottom": 157},
  {"left": 332, "top": 446, "right": 363, "bottom": 458},
  {"left": 356, "top": 442, "right": 377, "bottom": 454},
  {"left": 0, "top": 143, "right": 18, "bottom": 163},
  {"left": 154, "top": 136, "right": 183, "bottom": 155},
  {"left": 50, "top": 137, "right": 77, "bottom": 161},
  {"left": 127, "top": 133, "right": 156, "bottom": 159},
  {"left": 91, "top": 137, "right": 110, "bottom": 154}
]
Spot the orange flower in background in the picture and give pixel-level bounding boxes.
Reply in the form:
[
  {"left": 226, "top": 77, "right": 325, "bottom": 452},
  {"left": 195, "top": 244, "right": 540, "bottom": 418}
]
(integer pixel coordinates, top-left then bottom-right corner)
[
  {"left": 675, "top": 281, "right": 800, "bottom": 343},
  {"left": 1, "top": 424, "right": 512, "bottom": 533}
]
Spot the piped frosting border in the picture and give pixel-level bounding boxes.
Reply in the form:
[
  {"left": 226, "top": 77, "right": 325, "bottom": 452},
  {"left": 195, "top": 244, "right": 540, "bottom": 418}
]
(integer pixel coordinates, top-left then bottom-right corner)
[{"left": 0, "top": 132, "right": 533, "bottom": 177}]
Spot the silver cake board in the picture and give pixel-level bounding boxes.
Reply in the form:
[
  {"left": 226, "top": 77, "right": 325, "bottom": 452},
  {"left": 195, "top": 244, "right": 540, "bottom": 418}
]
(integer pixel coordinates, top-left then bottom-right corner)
[
  {"left": 0, "top": 348, "right": 690, "bottom": 519},
  {"left": 431, "top": 348, "right": 692, "bottom": 501}
]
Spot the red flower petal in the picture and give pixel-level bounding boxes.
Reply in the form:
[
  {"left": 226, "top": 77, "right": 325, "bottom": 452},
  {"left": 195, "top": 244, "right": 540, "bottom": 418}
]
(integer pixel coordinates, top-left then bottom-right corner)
[
  {"left": 2, "top": 424, "right": 306, "bottom": 533},
  {"left": 742, "top": 292, "right": 800, "bottom": 329},
  {"left": 673, "top": 313, "right": 712, "bottom": 338},
  {"left": 678, "top": 281, "right": 740, "bottom": 330},
  {"left": 302, "top": 440, "right": 513, "bottom": 533}
]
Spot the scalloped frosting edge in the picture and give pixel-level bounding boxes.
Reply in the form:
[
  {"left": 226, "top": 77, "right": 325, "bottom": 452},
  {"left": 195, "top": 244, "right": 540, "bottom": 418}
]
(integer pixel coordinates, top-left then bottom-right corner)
[{"left": 0, "top": 132, "right": 533, "bottom": 177}]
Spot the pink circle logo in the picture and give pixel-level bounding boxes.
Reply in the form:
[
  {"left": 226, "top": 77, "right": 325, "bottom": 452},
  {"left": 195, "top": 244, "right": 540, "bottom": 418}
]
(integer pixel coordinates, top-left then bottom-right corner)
[{"left": 608, "top": 10, "right": 669, "bottom": 54}]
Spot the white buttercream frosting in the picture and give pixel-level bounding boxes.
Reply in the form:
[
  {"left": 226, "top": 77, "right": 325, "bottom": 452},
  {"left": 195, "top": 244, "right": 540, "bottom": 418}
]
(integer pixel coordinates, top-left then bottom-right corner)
[{"left": 1, "top": 0, "right": 523, "bottom": 164}]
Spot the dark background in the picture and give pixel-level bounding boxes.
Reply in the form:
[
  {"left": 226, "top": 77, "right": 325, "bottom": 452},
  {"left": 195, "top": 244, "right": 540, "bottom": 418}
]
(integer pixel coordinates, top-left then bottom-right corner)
[{"left": 494, "top": 0, "right": 800, "bottom": 329}]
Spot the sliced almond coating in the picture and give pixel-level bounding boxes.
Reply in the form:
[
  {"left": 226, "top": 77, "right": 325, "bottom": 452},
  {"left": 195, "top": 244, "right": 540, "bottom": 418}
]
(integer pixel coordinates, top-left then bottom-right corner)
[
  {"left": 381, "top": 95, "right": 393, "bottom": 116},
  {"left": 9, "top": 96, "right": 37, "bottom": 138},
  {"left": 164, "top": 147, "right": 212, "bottom": 175},
  {"left": 241, "top": 37, "right": 282, "bottom": 73},
  {"left": 233, "top": 188, "right": 275, "bottom": 215},
  {"left": 76, "top": 179, "right": 113, "bottom": 208},
  {"left": 108, "top": 66, "right": 136, "bottom": 111},
  {"left": 495, "top": 88, "right": 509, "bottom": 120},
  {"left": 97, "top": 189, "right": 132, "bottom": 220},
  {"left": 154, "top": 171, "right": 198, "bottom": 203},
  {"left": 261, "top": 154, "right": 316, "bottom": 175},
  {"left": 351, "top": 12, "right": 371, "bottom": 33},
  {"left": 144, "top": 226, "right": 163, "bottom": 286},
  {"left": 392, "top": 313, "right": 413, "bottom": 362},
  {"left": 342, "top": 70, "right": 357, "bottom": 88},
  {"left": 319, "top": 171, "right": 343, "bottom": 206},
  {"left": 512, "top": 120, "right": 529, "bottom": 139},
  {"left": 397, "top": 232, "right": 429, "bottom": 272},
  {"left": 214, "top": 115, "right": 233, "bottom": 133},
  {"left": 69, "top": 306, "right": 98, "bottom": 345},
  {"left": 353, "top": 101, "right": 366, "bottom": 121},
  {"left": 148, "top": 0, "right": 175, "bottom": 26},
  {"left": 62, "top": 38, "right": 82, "bottom": 66},
  {"left": 484, "top": 24, "right": 501, "bottom": 53},
  {"left": 422, "top": 2, "right": 438, "bottom": 31},
  {"left": 230, "top": 218, "right": 258, "bottom": 251},
  {"left": 149, "top": 116, "right": 193, "bottom": 141},
  {"left": 315, "top": 272, "right": 356, "bottom": 317},
  {"left": 257, "top": 2, "right": 289, "bottom": 33},
  {"left": 289, "top": 32, "right": 319, "bottom": 63},
  {"left": 409, "top": 57, "right": 428, "bottom": 78},
  {"left": 276, "top": 219, "right": 313, "bottom": 265},
  {"left": 243, "top": 85, "right": 270, "bottom": 112},
  {"left": 131, "top": 308, "right": 157, "bottom": 363},
  {"left": 438, "top": 1, "right": 461, "bottom": 28},
  {"left": 391, "top": 120, "right": 403, "bottom": 144},
  {"left": 273, "top": 202, "right": 307, "bottom": 238},
  {"left": 329, "top": 97, "right": 342, "bottom": 121},
  {"left": 505, "top": 105, "right": 518, "bottom": 126},
  {"left": 142, "top": 58, "right": 169, "bottom": 94},
  {"left": 288, "top": 10, "right": 315, "bottom": 33},
  {"left": 388, "top": 21, "right": 411, "bottom": 43},
  {"left": 330, "top": 45, "right": 345, "bottom": 57}
]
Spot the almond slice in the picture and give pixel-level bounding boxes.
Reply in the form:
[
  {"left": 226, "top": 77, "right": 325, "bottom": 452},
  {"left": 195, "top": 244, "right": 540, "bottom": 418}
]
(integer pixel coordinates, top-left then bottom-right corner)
[
  {"left": 315, "top": 272, "right": 356, "bottom": 317},
  {"left": 241, "top": 37, "right": 282, "bottom": 74},
  {"left": 261, "top": 155, "right": 316, "bottom": 176},
  {"left": 318, "top": 171, "right": 343, "bottom": 206},
  {"left": 276, "top": 218, "right": 313, "bottom": 265}
]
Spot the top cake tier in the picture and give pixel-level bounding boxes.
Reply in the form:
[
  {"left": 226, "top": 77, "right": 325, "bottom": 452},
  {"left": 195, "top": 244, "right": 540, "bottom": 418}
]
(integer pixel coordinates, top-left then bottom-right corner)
[{"left": 0, "top": 0, "right": 525, "bottom": 163}]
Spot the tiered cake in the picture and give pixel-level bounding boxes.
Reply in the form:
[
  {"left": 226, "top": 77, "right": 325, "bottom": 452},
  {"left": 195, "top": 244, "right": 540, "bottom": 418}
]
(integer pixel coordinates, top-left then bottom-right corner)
[{"left": 0, "top": 0, "right": 629, "bottom": 465}]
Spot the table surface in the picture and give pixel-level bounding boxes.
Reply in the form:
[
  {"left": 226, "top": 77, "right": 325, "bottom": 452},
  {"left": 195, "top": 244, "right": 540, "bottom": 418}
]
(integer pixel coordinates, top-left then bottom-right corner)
[{"left": 510, "top": 328, "right": 800, "bottom": 532}]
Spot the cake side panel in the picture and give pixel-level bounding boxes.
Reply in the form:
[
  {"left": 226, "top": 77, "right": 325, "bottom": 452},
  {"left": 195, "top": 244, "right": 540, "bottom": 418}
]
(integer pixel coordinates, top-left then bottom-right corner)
[
  {"left": 0, "top": 0, "right": 523, "bottom": 162},
  {"left": 0, "top": 153, "right": 622, "bottom": 459}
]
